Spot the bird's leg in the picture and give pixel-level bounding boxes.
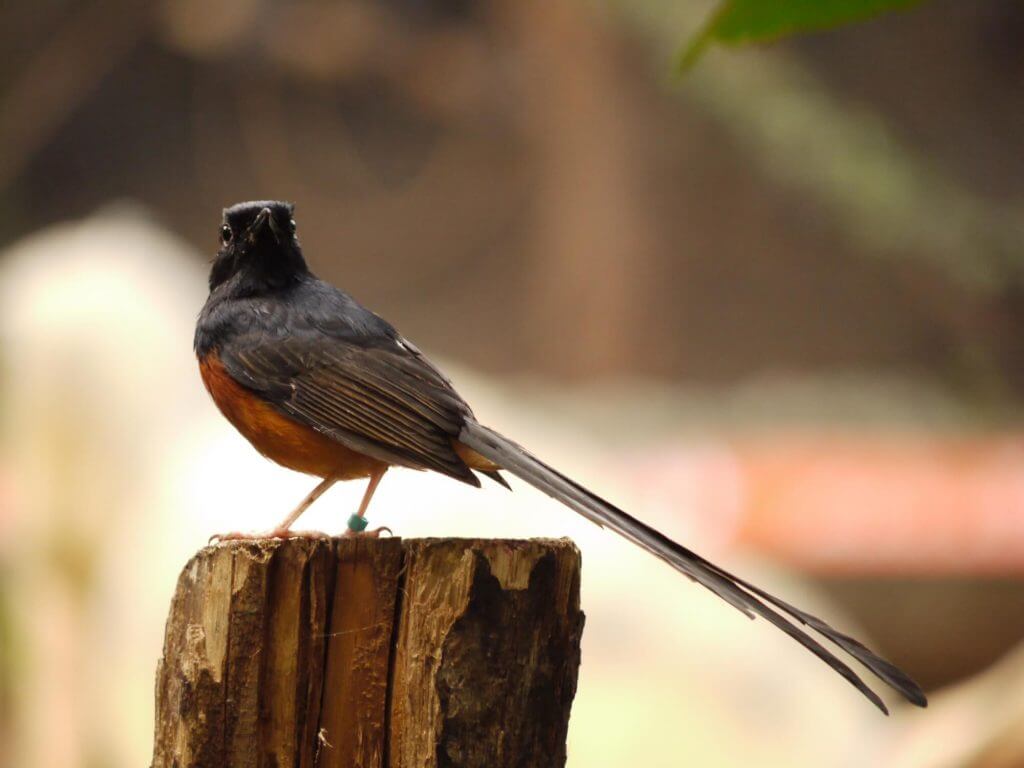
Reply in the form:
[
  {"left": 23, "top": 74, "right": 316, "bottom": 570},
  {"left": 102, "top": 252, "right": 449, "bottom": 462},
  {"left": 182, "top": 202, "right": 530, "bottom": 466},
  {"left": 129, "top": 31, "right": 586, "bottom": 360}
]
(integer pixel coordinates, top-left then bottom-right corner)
[
  {"left": 211, "top": 476, "right": 337, "bottom": 542},
  {"left": 344, "top": 467, "right": 391, "bottom": 538},
  {"left": 269, "top": 476, "right": 337, "bottom": 536}
]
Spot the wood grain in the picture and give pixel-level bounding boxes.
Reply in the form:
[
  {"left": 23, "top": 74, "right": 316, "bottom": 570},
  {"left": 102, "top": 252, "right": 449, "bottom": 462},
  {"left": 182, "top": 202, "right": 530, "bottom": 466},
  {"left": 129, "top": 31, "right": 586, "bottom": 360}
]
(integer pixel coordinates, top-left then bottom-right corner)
[{"left": 152, "top": 538, "right": 582, "bottom": 768}]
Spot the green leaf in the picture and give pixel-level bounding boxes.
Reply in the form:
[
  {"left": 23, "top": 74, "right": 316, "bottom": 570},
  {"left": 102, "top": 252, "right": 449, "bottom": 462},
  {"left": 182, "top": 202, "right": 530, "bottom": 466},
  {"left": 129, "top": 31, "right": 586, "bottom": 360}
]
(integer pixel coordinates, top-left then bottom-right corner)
[{"left": 679, "top": 0, "right": 925, "bottom": 71}]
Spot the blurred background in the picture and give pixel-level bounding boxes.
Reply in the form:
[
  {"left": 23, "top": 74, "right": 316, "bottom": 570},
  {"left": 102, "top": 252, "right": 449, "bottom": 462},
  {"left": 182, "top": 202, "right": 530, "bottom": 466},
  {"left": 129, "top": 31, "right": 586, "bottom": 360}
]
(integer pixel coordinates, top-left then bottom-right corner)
[{"left": 2, "top": 0, "right": 1023, "bottom": 765}]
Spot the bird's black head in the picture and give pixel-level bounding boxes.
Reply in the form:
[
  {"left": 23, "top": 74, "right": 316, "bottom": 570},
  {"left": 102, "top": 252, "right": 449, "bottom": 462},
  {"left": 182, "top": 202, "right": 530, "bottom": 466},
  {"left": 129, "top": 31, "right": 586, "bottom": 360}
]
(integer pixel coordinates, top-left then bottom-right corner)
[{"left": 208, "top": 200, "right": 309, "bottom": 294}]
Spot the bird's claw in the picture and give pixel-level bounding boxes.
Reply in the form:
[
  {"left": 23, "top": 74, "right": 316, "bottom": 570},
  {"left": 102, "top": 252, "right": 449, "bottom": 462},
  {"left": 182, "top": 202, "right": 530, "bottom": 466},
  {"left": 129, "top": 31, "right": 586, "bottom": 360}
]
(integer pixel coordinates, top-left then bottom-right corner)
[{"left": 343, "top": 526, "right": 393, "bottom": 539}]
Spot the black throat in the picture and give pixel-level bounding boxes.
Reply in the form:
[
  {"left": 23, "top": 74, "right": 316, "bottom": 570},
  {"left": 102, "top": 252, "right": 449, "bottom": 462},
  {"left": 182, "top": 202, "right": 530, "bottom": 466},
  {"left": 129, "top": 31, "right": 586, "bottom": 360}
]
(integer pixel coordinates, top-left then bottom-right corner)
[{"left": 209, "top": 243, "right": 309, "bottom": 297}]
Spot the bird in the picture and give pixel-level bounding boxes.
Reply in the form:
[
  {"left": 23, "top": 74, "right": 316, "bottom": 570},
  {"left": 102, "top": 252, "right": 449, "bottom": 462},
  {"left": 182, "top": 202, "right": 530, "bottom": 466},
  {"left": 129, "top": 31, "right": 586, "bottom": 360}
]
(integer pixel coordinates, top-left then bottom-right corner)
[{"left": 195, "top": 200, "right": 927, "bottom": 715}]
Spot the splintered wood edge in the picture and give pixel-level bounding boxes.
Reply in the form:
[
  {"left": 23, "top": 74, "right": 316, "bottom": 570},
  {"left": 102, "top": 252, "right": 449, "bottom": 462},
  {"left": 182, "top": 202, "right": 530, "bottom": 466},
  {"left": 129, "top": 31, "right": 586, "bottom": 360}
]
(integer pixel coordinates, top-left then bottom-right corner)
[{"left": 152, "top": 537, "right": 583, "bottom": 768}]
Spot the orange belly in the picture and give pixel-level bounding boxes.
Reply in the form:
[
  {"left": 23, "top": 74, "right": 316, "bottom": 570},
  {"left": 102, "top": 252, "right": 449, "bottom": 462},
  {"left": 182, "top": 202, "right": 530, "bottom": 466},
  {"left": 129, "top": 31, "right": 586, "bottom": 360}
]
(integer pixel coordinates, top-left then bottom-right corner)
[{"left": 199, "top": 354, "right": 387, "bottom": 480}]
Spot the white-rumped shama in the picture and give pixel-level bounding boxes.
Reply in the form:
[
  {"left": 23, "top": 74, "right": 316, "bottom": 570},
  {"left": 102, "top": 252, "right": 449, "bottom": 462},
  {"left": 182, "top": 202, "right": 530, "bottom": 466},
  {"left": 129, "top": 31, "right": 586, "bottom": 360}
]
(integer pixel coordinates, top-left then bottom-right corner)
[{"left": 195, "top": 200, "right": 926, "bottom": 714}]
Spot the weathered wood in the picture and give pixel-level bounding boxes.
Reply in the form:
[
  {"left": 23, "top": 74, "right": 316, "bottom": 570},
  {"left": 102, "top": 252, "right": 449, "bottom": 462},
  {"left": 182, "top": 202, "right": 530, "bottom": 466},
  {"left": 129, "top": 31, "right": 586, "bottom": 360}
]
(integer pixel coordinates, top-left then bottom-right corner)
[{"left": 152, "top": 538, "right": 583, "bottom": 768}]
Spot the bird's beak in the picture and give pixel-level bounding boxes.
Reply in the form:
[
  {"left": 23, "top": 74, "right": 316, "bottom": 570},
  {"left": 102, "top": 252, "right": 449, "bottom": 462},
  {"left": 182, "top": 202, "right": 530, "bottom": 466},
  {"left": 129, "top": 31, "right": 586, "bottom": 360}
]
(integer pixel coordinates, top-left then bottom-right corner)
[
  {"left": 266, "top": 211, "right": 283, "bottom": 243},
  {"left": 249, "top": 207, "right": 280, "bottom": 244}
]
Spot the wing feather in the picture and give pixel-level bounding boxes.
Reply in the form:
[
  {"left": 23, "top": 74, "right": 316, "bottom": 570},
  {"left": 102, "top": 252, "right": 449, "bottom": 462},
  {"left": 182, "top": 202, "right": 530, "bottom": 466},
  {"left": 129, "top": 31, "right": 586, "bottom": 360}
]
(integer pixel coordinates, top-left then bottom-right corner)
[{"left": 219, "top": 336, "right": 479, "bottom": 484}]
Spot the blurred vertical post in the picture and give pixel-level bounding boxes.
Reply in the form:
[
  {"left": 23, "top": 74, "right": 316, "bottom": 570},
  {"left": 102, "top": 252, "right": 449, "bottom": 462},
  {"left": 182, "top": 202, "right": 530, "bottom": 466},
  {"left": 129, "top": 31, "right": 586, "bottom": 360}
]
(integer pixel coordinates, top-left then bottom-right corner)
[{"left": 151, "top": 537, "right": 583, "bottom": 767}]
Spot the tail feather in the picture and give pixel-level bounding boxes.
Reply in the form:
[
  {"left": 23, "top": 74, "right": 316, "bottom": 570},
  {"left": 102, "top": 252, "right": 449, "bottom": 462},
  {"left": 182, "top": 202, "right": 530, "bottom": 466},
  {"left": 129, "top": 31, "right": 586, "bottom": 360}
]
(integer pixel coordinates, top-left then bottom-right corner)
[
  {"left": 459, "top": 420, "right": 927, "bottom": 713},
  {"left": 479, "top": 468, "right": 512, "bottom": 490}
]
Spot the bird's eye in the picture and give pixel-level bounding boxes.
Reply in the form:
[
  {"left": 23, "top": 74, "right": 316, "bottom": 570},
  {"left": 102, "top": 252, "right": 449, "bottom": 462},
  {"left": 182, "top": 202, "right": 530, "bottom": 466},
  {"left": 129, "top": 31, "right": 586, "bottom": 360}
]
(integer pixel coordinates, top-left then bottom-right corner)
[
  {"left": 288, "top": 219, "right": 297, "bottom": 234},
  {"left": 220, "top": 225, "right": 233, "bottom": 244}
]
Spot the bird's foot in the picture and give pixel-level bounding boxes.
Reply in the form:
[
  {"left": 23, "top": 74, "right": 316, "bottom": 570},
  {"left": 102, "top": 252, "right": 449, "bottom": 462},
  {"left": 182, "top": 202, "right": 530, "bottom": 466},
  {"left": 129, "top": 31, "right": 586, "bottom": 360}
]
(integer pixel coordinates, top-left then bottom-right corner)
[
  {"left": 209, "top": 528, "right": 330, "bottom": 544},
  {"left": 342, "top": 526, "right": 392, "bottom": 539}
]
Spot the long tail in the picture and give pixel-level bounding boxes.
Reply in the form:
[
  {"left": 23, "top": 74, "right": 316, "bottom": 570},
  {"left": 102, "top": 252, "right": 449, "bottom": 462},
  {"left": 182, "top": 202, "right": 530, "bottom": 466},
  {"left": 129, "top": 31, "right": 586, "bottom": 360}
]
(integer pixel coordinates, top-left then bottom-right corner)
[{"left": 459, "top": 420, "right": 927, "bottom": 714}]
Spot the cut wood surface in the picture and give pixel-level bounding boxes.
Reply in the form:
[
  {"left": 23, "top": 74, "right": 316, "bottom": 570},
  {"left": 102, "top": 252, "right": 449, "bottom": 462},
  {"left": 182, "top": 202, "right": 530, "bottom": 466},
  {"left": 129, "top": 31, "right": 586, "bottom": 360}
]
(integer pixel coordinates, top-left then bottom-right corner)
[{"left": 151, "top": 537, "right": 583, "bottom": 768}]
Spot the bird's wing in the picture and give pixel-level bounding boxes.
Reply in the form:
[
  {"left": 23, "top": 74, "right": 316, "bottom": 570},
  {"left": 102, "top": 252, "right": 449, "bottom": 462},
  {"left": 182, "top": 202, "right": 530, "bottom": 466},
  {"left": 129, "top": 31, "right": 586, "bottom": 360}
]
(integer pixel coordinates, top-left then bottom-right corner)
[{"left": 218, "top": 334, "right": 480, "bottom": 485}]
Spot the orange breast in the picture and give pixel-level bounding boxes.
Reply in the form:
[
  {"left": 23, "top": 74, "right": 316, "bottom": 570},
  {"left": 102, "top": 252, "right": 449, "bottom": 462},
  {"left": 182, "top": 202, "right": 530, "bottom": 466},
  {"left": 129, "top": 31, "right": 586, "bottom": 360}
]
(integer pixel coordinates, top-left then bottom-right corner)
[{"left": 198, "top": 353, "right": 386, "bottom": 480}]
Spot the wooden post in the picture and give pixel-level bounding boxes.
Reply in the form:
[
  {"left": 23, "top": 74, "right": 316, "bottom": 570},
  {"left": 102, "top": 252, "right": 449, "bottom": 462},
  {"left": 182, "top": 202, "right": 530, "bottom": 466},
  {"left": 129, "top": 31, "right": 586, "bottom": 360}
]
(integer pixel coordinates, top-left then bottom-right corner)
[{"left": 152, "top": 538, "right": 583, "bottom": 768}]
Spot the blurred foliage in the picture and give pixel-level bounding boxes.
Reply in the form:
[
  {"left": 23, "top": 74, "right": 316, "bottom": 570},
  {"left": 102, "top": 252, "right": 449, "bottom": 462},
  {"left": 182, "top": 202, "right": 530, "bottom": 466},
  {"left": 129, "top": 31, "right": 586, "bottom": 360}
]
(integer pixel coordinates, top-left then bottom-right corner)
[
  {"left": 622, "top": 0, "right": 1024, "bottom": 285},
  {"left": 680, "top": 0, "right": 926, "bottom": 70}
]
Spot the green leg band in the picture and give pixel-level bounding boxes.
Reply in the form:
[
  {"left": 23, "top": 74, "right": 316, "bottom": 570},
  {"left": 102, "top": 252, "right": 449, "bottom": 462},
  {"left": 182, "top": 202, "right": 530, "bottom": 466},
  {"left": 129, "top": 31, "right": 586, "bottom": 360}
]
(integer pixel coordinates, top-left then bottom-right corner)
[{"left": 347, "top": 514, "right": 369, "bottom": 533}]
